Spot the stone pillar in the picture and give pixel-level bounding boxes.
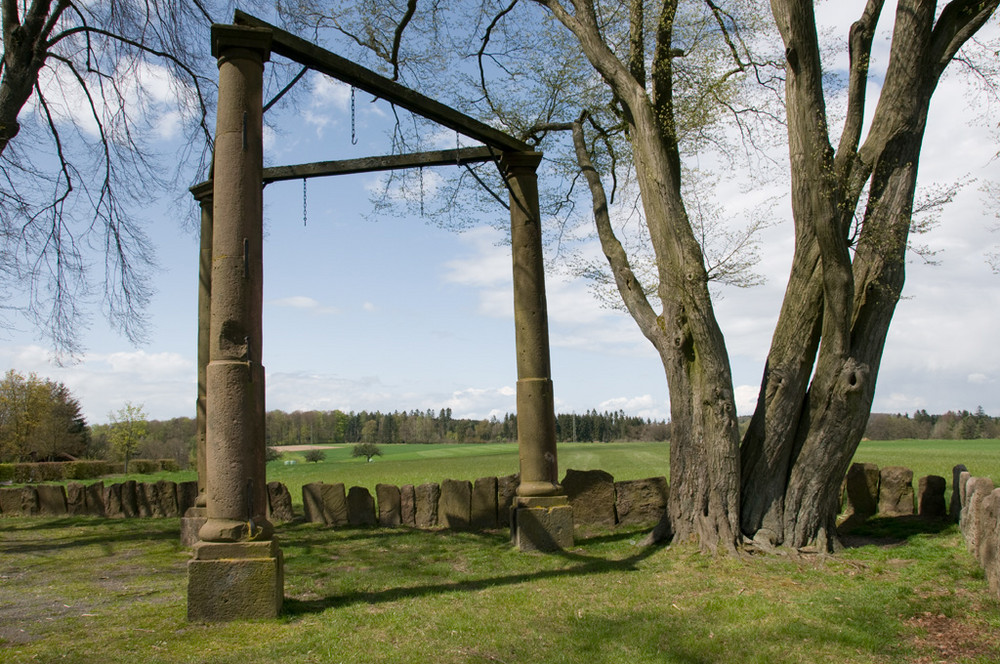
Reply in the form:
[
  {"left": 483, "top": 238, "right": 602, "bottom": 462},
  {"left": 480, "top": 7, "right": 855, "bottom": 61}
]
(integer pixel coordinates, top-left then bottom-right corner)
[
  {"left": 187, "top": 25, "right": 282, "bottom": 622},
  {"left": 501, "top": 151, "right": 573, "bottom": 551},
  {"left": 181, "top": 181, "right": 213, "bottom": 547}
]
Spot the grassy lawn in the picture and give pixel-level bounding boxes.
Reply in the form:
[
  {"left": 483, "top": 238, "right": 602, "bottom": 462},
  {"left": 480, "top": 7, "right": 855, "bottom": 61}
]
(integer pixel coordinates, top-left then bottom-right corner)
[
  {"left": 3, "top": 440, "right": 1000, "bottom": 662},
  {"left": 2, "top": 515, "right": 999, "bottom": 663}
]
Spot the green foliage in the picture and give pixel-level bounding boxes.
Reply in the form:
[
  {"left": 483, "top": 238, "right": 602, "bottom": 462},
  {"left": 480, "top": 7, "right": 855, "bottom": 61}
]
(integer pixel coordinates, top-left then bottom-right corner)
[
  {"left": 107, "top": 402, "right": 148, "bottom": 474},
  {"left": 265, "top": 446, "right": 282, "bottom": 462},
  {"left": 0, "top": 369, "right": 89, "bottom": 462},
  {"left": 351, "top": 442, "right": 383, "bottom": 461},
  {"left": 303, "top": 449, "right": 326, "bottom": 463}
]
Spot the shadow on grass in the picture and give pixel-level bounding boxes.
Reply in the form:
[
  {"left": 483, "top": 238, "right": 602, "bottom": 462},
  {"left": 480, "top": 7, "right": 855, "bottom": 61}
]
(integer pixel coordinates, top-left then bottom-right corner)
[
  {"left": 282, "top": 526, "right": 661, "bottom": 617},
  {"left": 838, "top": 514, "right": 957, "bottom": 548},
  {"left": 0, "top": 517, "right": 182, "bottom": 554}
]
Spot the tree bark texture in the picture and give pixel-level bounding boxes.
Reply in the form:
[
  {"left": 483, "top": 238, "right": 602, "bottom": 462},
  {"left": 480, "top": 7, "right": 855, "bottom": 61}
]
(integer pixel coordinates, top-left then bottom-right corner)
[{"left": 743, "top": 0, "right": 998, "bottom": 549}]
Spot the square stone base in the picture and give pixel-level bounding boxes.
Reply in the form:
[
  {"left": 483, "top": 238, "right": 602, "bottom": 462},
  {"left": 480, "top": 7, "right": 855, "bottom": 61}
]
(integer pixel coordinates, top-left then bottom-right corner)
[
  {"left": 187, "top": 539, "right": 284, "bottom": 621},
  {"left": 180, "top": 507, "right": 207, "bottom": 547},
  {"left": 511, "top": 496, "right": 574, "bottom": 552}
]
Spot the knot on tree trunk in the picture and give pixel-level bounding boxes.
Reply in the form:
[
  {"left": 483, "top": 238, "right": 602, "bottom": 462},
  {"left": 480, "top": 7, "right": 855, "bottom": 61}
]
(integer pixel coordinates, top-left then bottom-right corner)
[{"left": 839, "top": 358, "right": 868, "bottom": 395}]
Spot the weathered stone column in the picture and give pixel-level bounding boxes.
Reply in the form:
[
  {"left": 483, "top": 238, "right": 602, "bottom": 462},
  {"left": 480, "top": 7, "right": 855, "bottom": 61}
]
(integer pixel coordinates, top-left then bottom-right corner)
[
  {"left": 187, "top": 25, "right": 283, "bottom": 622},
  {"left": 181, "top": 181, "right": 213, "bottom": 547},
  {"left": 501, "top": 151, "right": 573, "bottom": 551}
]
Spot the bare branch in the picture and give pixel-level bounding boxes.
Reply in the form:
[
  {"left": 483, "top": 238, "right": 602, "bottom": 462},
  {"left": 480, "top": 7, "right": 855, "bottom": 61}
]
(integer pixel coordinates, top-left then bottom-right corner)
[{"left": 390, "top": 0, "right": 419, "bottom": 80}]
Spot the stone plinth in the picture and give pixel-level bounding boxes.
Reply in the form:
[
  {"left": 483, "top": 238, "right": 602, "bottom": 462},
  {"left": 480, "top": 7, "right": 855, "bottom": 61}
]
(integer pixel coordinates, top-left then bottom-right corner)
[
  {"left": 181, "top": 507, "right": 208, "bottom": 547},
  {"left": 187, "top": 539, "right": 283, "bottom": 621},
  {"left": 511, "top": 496, "right": 573, "bottom": 552}
]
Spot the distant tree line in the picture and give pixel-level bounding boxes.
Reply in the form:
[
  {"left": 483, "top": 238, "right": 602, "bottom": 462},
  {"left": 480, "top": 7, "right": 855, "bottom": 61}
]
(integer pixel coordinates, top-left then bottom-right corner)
[
  {"left": 864, "top": 408, "right": 1000, "bottom": 441},
  {"left": 265, "top": 408, "right": 669, "bottom": 446}
]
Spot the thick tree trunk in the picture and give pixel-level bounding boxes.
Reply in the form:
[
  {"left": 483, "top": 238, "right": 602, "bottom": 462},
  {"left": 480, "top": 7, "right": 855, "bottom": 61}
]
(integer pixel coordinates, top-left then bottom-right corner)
[{"left": 744, "top": 0, "right": 997, "bottom": 550}]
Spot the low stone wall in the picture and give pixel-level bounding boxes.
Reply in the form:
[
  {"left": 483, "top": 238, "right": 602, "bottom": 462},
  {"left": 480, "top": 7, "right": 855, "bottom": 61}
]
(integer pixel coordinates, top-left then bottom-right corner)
[
  {"left": 957, "top": 469, "right": 1000, "bottom": 599},
  {"left": 0, "top": 470, "right": 669, "bottom": 533},
  {"left": 841, "top": 462, "right": 952, "bottom": 520},
  {"left": 0, "top": 480, "right": 199, "bottom": 518},
  {"left": 294, "top": 470, "right": 669, "bottom": 532}
]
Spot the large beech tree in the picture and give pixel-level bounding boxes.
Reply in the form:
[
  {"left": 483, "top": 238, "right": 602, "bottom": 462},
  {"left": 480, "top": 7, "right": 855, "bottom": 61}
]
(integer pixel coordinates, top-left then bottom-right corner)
[{"left": 284, "top": 0, "right": 998, "bottom": 551}]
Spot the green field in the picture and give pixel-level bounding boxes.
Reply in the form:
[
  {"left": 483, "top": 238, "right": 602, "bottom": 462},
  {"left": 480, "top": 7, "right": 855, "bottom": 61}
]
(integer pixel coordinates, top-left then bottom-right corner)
[{"left": 262, "top": 439, "right": 997, "bottom": 508}]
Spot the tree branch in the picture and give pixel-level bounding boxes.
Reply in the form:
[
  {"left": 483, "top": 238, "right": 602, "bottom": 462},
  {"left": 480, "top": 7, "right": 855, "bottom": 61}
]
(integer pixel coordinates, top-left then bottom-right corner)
[{"left": 390, "top": 0, "right": 419, "bottom": 80}]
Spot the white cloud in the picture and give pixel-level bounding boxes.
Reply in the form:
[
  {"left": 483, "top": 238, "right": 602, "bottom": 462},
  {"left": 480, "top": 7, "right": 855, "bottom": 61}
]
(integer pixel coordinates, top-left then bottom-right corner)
[
  {"left": 0, "top": 345, "right": 194, "bottom": 424},
  {"left": 597, "top": 394, "right": 668, "bottom": 420},
  {"left": 268, "top": 296, "right": 339, "bottom": 315}
]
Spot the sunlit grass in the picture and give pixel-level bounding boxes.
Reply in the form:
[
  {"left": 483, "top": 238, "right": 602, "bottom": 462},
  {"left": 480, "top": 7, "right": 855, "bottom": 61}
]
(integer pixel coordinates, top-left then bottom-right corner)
[{"left": 2, "top": 516, "right": 999, "bottom": 663}]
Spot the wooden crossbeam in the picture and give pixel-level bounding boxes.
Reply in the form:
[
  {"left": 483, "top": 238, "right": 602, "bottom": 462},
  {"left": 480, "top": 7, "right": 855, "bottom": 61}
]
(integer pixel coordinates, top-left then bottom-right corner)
[
  {"left": 261, "top": 146, "right": 497, "bottom": 184},
  {"left": 233, "top": 10, "right": 530, "bottom": 154}
]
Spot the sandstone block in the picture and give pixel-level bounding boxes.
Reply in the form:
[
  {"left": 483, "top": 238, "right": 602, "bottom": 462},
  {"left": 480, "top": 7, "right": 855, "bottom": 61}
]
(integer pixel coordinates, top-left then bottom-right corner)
[
  {"left": 36, "top": 484, "right": 67, "bottom": 516},
  {"left": 471, "top": 477, "right": 499, "bottom": 530},
  {"left": 439, "top": 479, "right": 472, "bottom": 530},
  {"left": 878, "top": 466, "right": 914, "bottom": 516},
  {"left": 400, "top": 484, "right": 416, "bottom": 526},
  {"left": 66, "top": 482, "right": 88, "bottom": 516},
  {"left": 615, "top": 477, "right": 669, "bottom": 526},
  {"left": 512, "top": 497, "right": 574, "bottom": 551},
  {"left": 497, "top": 473, "right": 519, "bottom": 527},
  {"left": 302, "top": 482, "right": 348, "bottom": 526},
  {"left": 122, "top": 480, "right": 139, "bottom": 518},
  {"left": 152, "top": 480, "right": 179, "bottom": 517},
  {"left": 951, "top": 464, "right": 968, "bottom": 522},
  {"left": 104, "top": 483, "right": 125, "bottom": 518},
  {"left": 177, "top": 481, "right": 199, "bottom": 515},
  {"left": 415, "top": 483, "right": 440, "bottom": 528},
  {"left": 0, "top": 486, "right": 38, "bottom": 516},
  {"left": 347, "top": 486, "right": 376, "bottom": 526},
  {"left": 562, "top": 468, "right": 616, "bottom": 527},
  {"left": 267, "top": 482, "right": 295, "bottom": 523},
  {"left": 84, "top": 481, "right": 105, "bottom": 516},
  {"left": 917, "top": 475, "right": 947, "bottom": 519},
  {"left": 376, "top": 484, "right": 402, "bottom": 526},
  {"left": 844, "top": 462, "right": 880, "bottom": 517},
  {"left": 187, "top": 540, "right": 283, "bottom": 621},
  {"left": 964, "top": 477, "right": 995, "bottom": 555}
]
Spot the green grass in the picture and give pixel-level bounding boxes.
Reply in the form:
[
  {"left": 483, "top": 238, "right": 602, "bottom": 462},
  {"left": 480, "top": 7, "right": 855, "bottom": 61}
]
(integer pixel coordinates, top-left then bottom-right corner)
[{"left": 2, "top": 516, "right": 999, "bottom": 663}]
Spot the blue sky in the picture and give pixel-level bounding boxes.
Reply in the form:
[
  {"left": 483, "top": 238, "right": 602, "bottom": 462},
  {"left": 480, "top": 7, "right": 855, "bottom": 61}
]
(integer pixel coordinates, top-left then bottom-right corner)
[{"left": 1, "top": 3, "right": 998, "bottom": 425}]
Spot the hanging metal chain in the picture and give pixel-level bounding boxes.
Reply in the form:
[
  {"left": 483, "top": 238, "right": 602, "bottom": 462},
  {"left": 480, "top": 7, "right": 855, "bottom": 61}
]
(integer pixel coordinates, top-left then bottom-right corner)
[
  {"left": 302, "top": 178, "right": 308, "bottom": 227},
  {"left": 419, "top": 166, "right": 424, "bottom": 217},
  {"left": 351, "top": 86, "right": 358, "bottom": 145}
]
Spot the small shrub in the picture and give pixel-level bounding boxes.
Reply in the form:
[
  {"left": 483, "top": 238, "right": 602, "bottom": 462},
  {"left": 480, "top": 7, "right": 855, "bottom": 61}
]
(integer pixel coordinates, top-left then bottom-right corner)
[
  {"left": 303, "top": 449, "right": 326, "bottom": 463},
  {"left": 0, "top": 464, "right": 13, "bottom": 482},
  {"left": 265, "top": 446, "right": 282, "bottom": 462},
  {"left": 65, "top": 460, "right": 112, "bottom": 480},
  {"left": 129, "top": 459, "right": 159, "bottom": 475},
  {"left": 158, "top": 459, "right": 180, "bottom": 472}
]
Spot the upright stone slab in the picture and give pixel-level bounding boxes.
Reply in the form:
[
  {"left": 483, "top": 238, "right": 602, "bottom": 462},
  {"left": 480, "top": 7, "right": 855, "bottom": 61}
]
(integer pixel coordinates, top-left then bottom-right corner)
[
  {"left": 267, "top": 482, "right": 295, "bottom": 523},
  {"left": 347, "top": 486, "right": 376, "bottom": 526},
  {"left": 0, "top": 486, "right": 37, "bottom": 516},
  {"left": 977, "top": 488, "right": 1000, "bottom": 576},
  {"left": 178, "top": 481, "right": 200, "bottom": 515},
  {"left": 376, "top": 484, "right": 402, "bottom": 527},
  {"left": 615, "top": 477, "right": 669, "bottom": 526},
  {"left": 104, "top": 483, "right": 125, "bottom": 518},
  {"left": 951, "top": 464, "right": 968, "bottom": 522},
  {"left": 917, "top": 475, "right": 947, "bottom": 519},
  {"left": 964, "top": 477, "right": 995, "bottom": 555},
  {"left": 84, "top": 481, "right": 105, "bottom": 516},
  {"left": 400, "top": 484, "right": 416, "bottom": 527},
  {"left": 153, "top": 480, "right": 180, "bottom": 517},
  {"left": 878, "top": 466, "right": 914, "bottom": 516},
  {"left": 438, "top": 479, "right": 472, "bottom": 530},
  {"left": 981, "top": 488, "right": 1000, "bottom": 597},
  {"left": 471, "top": 477, "right": 499, "bottom": 530},
  {"left": 36, "top": 484, "right": 67, "bottom": 516},
  {"left": 303, "top": 482, "right": 348, "bottom": 526},
  {"left": 844, "top": 462, "right": 880, "bottom": 518},
  {"left": 497, "top": 474, "right": 518, "bottom": 528},
  {"left": 959, "top": 471, "right": 972, "bottom": 531},
  {"left": 415, "top": 483, "right": 440, "bottom": 528},
  {"left": 66, "top": 482, "right": 88, "bottom": 516},
  {"left": 562, "top": 469, "right": 616, "bottom": 527},
  {"left": 122, "top": 480, "right": 139, "bottom": 518}
]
